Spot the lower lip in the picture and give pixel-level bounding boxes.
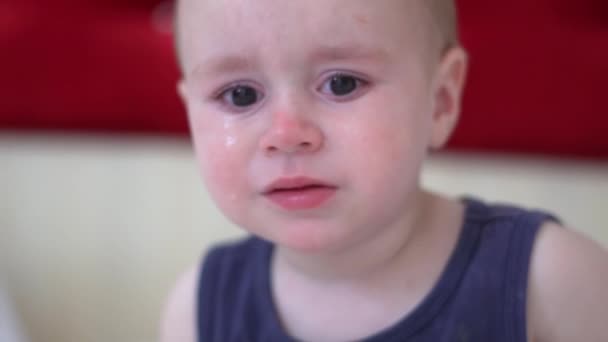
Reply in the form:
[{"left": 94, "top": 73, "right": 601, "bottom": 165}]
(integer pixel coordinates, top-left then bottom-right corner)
[{"left": 265, "top": 187, "right": 336, "bottom": 210}]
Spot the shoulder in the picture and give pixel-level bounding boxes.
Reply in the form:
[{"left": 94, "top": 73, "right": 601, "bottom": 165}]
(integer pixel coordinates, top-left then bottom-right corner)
[
  {"left": 160, "top": 266, "right": 198, "bottom": 342},
  {"left": 159, "top": 237, "right": 265, "bottom": 342},
  {"left": 528, "top": 221, "right": 608, "bottom": 342}
]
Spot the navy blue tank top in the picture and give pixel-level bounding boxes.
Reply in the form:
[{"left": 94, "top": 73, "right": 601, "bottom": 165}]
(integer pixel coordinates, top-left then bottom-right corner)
[{"left": 197, "top": 198, "right": 557, "bottom": 341}]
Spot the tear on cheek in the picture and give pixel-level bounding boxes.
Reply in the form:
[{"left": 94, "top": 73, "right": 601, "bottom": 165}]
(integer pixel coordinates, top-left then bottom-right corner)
[
  {"left": 203, "top": 131, "right": 240, "bottom": 150},
  {"left": 225, "top": 135, "right": 237, "bottom": 148}
]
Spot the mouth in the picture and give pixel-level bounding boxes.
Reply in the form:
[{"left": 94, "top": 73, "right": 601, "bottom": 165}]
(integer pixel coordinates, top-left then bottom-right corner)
[{"left": 263, "top": 177, "right": 337, "bottom": 210}]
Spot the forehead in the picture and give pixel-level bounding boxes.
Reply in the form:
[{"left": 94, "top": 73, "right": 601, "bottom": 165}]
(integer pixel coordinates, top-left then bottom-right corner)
[{"left": 176, "top": 0, "right": 432, "bottom": 74}]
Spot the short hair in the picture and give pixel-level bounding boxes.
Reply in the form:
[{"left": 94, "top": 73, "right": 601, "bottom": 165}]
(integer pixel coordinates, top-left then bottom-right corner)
[
  {"left": 422, "top": 0, "right": 460, "bottom": 52},
  {"left": 172, "top": 0, "right": 460, "bottom": 69}
]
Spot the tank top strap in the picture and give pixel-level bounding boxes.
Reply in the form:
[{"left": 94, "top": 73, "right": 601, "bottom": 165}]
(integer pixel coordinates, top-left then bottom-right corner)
[
  {"left": 197, "top": 237, "right": 284, "bottom": 342},
  {"left": 196, "top": 198, "right": 560, "bottom": 342},
  {"left": 463, "top": 197, "right": 560, "bottom": 342}
]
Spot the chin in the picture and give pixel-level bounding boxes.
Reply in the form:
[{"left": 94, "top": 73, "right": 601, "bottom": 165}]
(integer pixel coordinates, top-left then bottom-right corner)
[{"left": 266, "top": 221, "right": 351, "bottom": 254}]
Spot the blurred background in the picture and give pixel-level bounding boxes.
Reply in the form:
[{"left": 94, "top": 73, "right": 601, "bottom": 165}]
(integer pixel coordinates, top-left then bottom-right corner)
[{"left": 1, "top": 0, "right": 607, "bottom": 341}]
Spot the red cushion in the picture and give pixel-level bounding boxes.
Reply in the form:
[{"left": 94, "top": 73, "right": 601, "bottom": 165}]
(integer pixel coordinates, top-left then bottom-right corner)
[
  {"left": 0, "top": 0, "right": 185, "bottom": 134},
  {"left": 1, "top": 0, "right": 607, "bottom": 158},
  {"left": 453, "top": 0, "right": 608, "bottom": 157}
]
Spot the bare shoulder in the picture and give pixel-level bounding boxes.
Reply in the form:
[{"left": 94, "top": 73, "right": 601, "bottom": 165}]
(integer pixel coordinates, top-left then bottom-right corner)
[
  {"left": 160, "top": 266, "right": 199, "bottom": 342},
  {"left": 528, "top": 221, "right": 608, "bottom": 342}
]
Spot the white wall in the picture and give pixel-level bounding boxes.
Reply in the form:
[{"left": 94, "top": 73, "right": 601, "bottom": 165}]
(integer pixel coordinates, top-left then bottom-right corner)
[{"left": 1, "top": 133, "right": 607, "bottom": 342}]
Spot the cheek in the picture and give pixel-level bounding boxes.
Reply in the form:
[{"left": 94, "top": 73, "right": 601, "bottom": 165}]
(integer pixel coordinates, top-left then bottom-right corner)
[
  {"left": 190, "top": 119, "right": 250, "bottom": 211},
  {"left": 198, "top": 142, "right": 240, "bottom": 194},
  {"left": 337, "top": 98, "right": 430, "bottom": 190},
  {"left": 357, "top": 126, "right": 420, "bottom": 183},
  {"left": 341, "top": 114, "right": 422, "bottom": 163}
]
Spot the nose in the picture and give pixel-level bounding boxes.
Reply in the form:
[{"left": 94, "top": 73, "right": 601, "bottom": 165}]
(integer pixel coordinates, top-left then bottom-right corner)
[{"left": 259, "top": 110, "right": 324, "bottom": 156}]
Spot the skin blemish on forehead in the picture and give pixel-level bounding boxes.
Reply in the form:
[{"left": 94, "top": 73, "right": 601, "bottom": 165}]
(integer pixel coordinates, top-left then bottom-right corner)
[{"left": 353, "top": 13, "right": 368, "bottom": 25}]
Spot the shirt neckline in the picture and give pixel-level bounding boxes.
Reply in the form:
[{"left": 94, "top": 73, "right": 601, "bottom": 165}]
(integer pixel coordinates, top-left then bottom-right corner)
[{"left": 255, "top": 197, "right": 484, "bottom": 341}]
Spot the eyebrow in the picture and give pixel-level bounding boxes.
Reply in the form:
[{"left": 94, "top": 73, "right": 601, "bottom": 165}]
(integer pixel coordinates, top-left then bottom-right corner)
[
  {"left": 190, "top": 44, "right": 388, "bottom": 78},
  {"left": 190, "top": 55, "right": 256, "bottom": 78},
  {"left": 309, "top": 44, "right": 389, "bottom": 64}
]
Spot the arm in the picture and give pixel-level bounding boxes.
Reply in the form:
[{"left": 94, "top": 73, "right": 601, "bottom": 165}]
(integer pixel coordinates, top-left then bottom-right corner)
[
  {"left": 160, "top": 267, "right": 198, "bottom": 342},
  {"left": 528, "top": 222, "right": 608, "bottom": 342}
]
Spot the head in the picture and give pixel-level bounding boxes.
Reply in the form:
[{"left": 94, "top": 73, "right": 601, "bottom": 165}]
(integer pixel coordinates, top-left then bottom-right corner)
[{"left": 175, "top": 0, "right": 467, "bottom": 253}]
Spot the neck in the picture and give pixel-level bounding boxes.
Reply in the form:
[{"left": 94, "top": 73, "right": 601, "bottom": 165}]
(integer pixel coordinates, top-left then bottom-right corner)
[{"left": 273, "top": 189, "right": 441, "bottom": 284}]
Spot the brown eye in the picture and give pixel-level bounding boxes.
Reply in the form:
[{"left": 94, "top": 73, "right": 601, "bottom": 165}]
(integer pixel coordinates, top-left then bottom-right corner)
[
  {"left": 329, "top": 74, "right": 358, "bottom": 96},
  {"left": 319, "top": 73, "right": 368, "bottom": 101},
  {"left": 225, "top": 85, "right": 259, "bottom": 107}
]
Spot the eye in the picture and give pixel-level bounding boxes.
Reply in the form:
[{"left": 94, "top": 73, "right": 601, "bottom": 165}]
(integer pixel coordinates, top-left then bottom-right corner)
[
  {"left": 319, "top": 73, "right": 368, "bottom": 99},
  {"left": 220, "top": 85, "right": 261, "bottom": 108}
]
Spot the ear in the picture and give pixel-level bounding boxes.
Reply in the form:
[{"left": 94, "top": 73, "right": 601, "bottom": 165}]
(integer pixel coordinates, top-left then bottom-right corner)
[
  {"left": 177, "top": 79, "right": 189, "bottom": 104},
  {"left": 429, "top": 46, "right": 468, "bottom": 149},
  {"left": 177, "top": 79, "right": 194, "bottom": 123}
]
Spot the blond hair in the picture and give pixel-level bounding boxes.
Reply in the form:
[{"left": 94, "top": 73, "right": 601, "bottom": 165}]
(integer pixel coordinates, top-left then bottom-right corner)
[
  {"left": 173, "top": 0, "right": 460, "bottom": 68},
  {"left": 423, "top": 0, "right": 460, "bottom": 52}
]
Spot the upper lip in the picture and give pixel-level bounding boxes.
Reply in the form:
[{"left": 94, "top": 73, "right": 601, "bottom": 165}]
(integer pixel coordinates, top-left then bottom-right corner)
[{"left": 262, "top": 176, "right": 336, "bottom": 194}]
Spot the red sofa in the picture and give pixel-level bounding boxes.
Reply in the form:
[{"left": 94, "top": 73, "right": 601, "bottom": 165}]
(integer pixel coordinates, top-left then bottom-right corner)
[{"left": 1, "top": 0, "right": 607, "bottom": 158}]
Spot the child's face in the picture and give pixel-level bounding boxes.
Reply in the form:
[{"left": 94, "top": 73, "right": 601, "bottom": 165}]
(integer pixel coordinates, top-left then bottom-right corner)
[{"left": 178, "top": 0, "right": 464, "bottom": 252}]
